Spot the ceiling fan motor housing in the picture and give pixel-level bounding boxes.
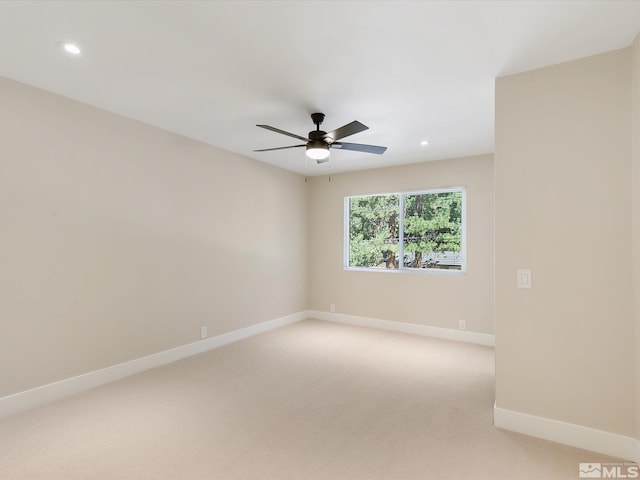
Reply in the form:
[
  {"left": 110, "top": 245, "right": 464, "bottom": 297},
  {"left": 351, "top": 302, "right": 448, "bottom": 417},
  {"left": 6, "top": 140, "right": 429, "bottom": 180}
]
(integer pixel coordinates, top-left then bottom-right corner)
[
  {"left": 309, "top": 130, "right": 328, "bottom": 141},
  {"left": 307, "top": 138, "right": 328, "bottom": 149}
]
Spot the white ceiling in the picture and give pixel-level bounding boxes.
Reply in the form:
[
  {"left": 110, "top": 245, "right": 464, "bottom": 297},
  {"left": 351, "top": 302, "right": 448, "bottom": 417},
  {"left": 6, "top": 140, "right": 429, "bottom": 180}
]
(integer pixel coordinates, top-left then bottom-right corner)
[{"left": 1, "top": 1, "right": 639, "bottom": 176}]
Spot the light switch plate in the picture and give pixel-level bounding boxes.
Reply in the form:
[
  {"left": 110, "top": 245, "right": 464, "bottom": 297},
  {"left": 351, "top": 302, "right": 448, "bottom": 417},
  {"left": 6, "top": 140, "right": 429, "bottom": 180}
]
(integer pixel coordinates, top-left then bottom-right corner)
[{"left": 517, "top": 269, "right": 532, "bottom": 288}]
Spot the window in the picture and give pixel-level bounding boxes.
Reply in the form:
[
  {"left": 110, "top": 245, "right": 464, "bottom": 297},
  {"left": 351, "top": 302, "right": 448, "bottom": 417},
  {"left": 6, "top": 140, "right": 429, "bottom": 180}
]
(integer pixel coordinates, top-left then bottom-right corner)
[{"left": 345, "top": 187, "right": 466, "bottom": 272}]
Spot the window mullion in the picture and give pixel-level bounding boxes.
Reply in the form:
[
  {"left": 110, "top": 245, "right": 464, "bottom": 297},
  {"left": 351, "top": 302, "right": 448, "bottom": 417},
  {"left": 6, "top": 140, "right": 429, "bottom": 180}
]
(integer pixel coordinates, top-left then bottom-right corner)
[{"left": 398, "top": 193, "right": 405, "bottom": 270}]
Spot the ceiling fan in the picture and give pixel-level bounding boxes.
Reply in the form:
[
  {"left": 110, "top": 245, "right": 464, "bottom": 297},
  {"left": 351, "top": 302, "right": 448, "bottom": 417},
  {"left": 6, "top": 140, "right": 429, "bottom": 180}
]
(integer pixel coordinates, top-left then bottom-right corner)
[{"left": 254, "top": 113, "right": 387, "bottom": 164}]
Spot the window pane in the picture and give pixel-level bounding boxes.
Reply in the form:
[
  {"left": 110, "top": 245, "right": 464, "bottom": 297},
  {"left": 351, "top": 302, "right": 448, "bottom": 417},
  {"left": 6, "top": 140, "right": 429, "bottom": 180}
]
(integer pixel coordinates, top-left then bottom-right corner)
[
  {"left": 403, "top": 191, "right": 463, "bottom": 270},
  {"left": 348, "top": 194, "right": 400, "bottom": 269}
]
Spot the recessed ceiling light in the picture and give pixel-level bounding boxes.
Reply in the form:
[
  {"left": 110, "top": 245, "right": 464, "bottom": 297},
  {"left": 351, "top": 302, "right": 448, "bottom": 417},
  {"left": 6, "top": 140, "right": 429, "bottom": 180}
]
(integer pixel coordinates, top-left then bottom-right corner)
[
  {"left": 420, "top": 140, "right": 429, "bottom": 146},
  {"left": 61, "top": 42, "right": 81, "bottom": 55}
]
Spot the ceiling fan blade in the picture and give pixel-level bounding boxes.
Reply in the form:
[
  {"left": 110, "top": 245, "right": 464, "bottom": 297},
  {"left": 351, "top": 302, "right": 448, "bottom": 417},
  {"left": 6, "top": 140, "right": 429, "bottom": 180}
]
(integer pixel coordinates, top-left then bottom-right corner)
[
  {"left": 257, "top": 124, "right": 310, "bottom": 142},
  {"left": 332, "top": 142, "right": 387, "bottom": 155},
  {"left": 325, "top": 120, "right": 368, "bottom": 142},
  {"left": 254, "top": 144, "right": 306, "bottom": 152}
]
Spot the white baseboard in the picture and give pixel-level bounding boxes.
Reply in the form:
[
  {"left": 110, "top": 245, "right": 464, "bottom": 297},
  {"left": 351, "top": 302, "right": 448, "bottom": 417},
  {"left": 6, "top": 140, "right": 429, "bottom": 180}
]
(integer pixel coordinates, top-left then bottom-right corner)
[
  {"left": 0, "top": 311, "right": 306, "bottom": 419},
  {"left": 494, "top": 404, "right": 640, "bottom": 463},
  {"left": 307, "top": 310, "right": 495, "bottom": 346}
]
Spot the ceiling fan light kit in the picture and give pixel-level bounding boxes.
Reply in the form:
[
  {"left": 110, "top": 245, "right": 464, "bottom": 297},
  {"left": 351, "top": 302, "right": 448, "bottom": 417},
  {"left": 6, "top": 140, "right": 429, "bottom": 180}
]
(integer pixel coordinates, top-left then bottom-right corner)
[
  {"left": 306, "top": 141, "right": 330, "bottom": 161},
  {"left": 255, "top": 112, "right": 387, "bottom": 164}
]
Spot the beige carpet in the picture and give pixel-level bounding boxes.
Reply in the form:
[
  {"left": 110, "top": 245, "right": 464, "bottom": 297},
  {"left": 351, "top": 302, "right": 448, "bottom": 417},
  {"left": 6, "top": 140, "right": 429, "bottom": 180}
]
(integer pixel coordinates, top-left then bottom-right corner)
[{"left": 0, "top": 319, "right": 622, "bottom": 479}]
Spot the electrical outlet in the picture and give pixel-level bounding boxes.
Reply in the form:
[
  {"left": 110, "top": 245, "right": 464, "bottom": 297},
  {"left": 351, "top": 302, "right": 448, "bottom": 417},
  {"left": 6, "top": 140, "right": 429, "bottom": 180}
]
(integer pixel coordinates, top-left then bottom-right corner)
[
  {"left": 458, "top": 319, "right": 466, "bottom": 331},
  {"left": 200, "top": 326, "right": 208, "bottom": 339},
  {"left": 330, "top": 303, "right": 336, "bottom": 313}
]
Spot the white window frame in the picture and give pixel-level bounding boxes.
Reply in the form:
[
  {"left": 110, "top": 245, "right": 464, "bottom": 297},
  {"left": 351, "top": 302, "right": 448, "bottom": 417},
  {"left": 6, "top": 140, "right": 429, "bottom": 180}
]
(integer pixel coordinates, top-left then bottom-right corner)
[{"left": 344, "top": 186, "right": 467, "bottom": 275}]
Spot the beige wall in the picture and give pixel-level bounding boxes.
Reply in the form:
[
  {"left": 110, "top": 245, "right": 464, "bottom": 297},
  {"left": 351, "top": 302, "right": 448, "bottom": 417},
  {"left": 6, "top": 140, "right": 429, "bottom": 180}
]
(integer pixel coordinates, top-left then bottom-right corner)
[
  {"left": 0, "top": 77, "right": 308, "bottom": 397},
  {"left": 495, "top": 49, "right": 635, "bottom": 436},
  {"left": 308, "top": 155, "right": 494, "bottom": 334},
  {"left": 632, "top": 32, "right": 640, "bottom": 442}
]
